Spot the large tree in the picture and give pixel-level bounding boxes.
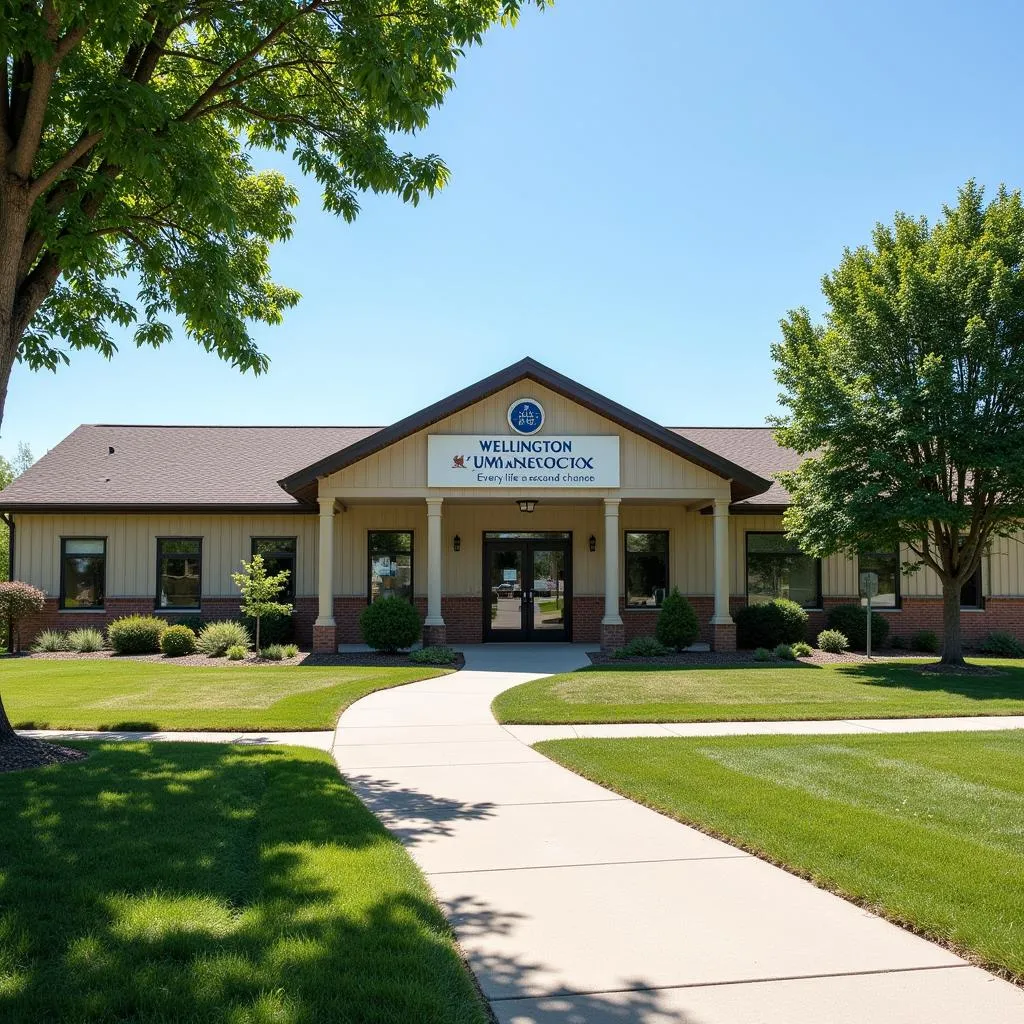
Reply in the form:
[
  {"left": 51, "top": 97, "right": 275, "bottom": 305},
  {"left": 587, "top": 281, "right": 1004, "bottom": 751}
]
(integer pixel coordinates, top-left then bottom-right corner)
[
  {"left": 772, "top": 181, "right": 1024, "bottom": 666},
  {"left": 0, "top": 0, "right": 544, "bottom": 427}
]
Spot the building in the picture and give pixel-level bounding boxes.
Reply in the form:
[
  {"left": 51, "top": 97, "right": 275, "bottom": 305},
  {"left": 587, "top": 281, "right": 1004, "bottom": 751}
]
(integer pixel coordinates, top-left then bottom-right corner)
[{"left": 2, "top": 358, "right": 1021, "bottom": 651}]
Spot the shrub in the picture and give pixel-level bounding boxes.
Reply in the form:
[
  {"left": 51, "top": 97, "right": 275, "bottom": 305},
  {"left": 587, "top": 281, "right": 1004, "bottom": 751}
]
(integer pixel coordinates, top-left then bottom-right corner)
[
  {"left": 67, "top": 627, "right": 105, "bottom": 653},
  {"left": 160, "top": 624, "right": 197, "bottom": 657},
  {"left": 197, "top": 620, "right": 251, "bottom": 657},
  {"left": 752, "top": 647, "right": 772, "bottom": 661},
  {"left": 826, "top": 604, "right": 890, "bottom": 650},
  {"left": 170, "top": 614, "right": 204, "bottom": 634},
  {"left": 890, "top": 634, "right": 907, "bottom": 649},
  {"left": 226, "top": 644, "right": 247, "bottom": 661},
  {"left": 911, "top": 629, "right": 940, "bottom": 654},
  {"left": 792, "top": 641, "right": 813, "bottom": 657},
  {"left": 260, "top": 644, "right": 286, "bottom": 661},
  {"left": 978, "top": 631, "right": 1024, "bottom": 658},
  {"left": 0, "top": 580, "right": 46, "bottom": 652},
  {"left": 654, "top": 587, "right": 700, "bottom": 651},
  {"left": 282, "top": 644, "right": 299, "bottom": 659},
  {"left": 107, "top": 615, "right": 167, "bottom": 654},
  {"left": 359, "top": 597, "right": 421, "bottom": 653},
  {"left": 817, "top": 629, "right": 849, "bottom": 654},
  {"left": 613, "top": 636, "right": 669, "bottom": 659},
  {"left": 735, "top": 599, "right": 808, "bottom": 649},
  {"left": 32, "top": 629, "right": 69, "bottom": 653},
  {"left": 774, "top": 643, "right": 796, "bottom": 661},
  {"left": 409, "top": 645, "right": 459, "bottom": 665},
  {"left": 241, "top": 608, "right": 294, "bottom": 646}
]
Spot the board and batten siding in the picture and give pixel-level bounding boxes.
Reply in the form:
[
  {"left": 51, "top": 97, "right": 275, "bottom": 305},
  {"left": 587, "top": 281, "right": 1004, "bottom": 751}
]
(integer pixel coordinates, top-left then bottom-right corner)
[{"left": 14, "top": 514, "right": 318, "bottom": 599}]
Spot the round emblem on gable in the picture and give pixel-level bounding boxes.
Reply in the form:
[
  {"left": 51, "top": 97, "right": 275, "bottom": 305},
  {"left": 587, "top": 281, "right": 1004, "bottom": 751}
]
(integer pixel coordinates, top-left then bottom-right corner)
[{"left": 507, "top": 398, "right": 545, "bottom": 435}]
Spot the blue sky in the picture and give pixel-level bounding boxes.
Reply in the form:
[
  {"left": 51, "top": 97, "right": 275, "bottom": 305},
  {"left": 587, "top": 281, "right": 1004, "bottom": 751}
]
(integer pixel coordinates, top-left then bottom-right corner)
[{"left": 5, "top": 0, "right": 1023, "bottom": 460}]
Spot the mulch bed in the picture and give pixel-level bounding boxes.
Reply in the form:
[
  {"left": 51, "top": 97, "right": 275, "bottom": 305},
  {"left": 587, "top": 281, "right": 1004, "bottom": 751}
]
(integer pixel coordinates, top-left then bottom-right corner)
[
  {"left": 0, "top": 735, "right": 87, "bottom": 773},
  {"left": 586, "top": 649, "right": 943, "bottom": 668},
  {"left": 22, "top": 650, "right": 464, "bottom": 670}
]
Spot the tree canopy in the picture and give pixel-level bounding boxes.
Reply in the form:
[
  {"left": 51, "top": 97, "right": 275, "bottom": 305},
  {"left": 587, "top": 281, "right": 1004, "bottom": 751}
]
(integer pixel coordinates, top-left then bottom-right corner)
[
  {"left": 0, "top": 0, "right": 545, "bottom": 425},
  {"left": 772, "top": 181, "right": 1024, "bottom": 663}
]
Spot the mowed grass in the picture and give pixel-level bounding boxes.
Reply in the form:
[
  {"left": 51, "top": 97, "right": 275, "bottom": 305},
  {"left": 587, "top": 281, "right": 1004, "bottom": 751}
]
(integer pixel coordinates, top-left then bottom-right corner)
[
  {"left": 0, "top": 659, "right": 449, "bottom": 731},
  {"left": 492, "top": 659, "right": 1024, "bottom": 723},
  {"left": 537, "top": 730, "right": 1024, "bottom": 980},
  {"left": 0, "top": 742, "right": 489, "bottom": 1023}
]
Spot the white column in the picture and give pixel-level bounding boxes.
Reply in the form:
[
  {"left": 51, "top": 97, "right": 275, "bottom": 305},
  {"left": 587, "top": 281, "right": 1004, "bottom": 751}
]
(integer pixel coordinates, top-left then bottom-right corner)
[
  {"left": 711, "top": 497, "right": 732, "bottom": 624},
  {"left": 316, "top": 496, "right": 336, "bottom": 626},
  {"left": 602, "top": 498, "right": 623, "bottom": 625},
  {"left": 425, "top": 498, "right": 445, "bottom": 626}
]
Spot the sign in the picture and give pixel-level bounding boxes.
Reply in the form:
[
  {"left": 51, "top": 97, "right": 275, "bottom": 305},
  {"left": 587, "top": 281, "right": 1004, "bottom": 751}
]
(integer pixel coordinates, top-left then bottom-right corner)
[
  {"left": 507, "top": 398, "right": 545, "bottom": 435},
  {"left": 859, "top": 571, "right": 879, "bottom": 598},
  {"left": 427, "top": 435, "right": 620, "bottom": 488},
  {"left": 503, "top": 568, "right": 518, "bottom": 582}
]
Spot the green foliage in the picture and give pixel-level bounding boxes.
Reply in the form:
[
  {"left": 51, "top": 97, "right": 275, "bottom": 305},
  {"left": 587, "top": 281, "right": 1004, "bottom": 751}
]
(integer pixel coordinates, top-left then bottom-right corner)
[
  {"left": 752, "top": 647, "right": 772, "bottom": 662},
  {"left": 890, "top": 634, "right": 908, "bottom": 650},
  {"left": 978, "top": 631, "right": 1024, "bottom": 658},
  {"left": 911, "top": 630, "right": 941, "bottom": 654},
  {"left": 197, "top": 620, "right": 252, "bottom": 657},
  {"left": 0, "top": 580, "right": 46, "bottom": 651},
  {"left": 161, "top": 624, "right": 198, "bottom": 657},
  {"left": 654, "top": 587, "right": 700, "bottom": 651},
  {"left": 0, "top": 444, "right": 33, "bottom": 580},
  {"left": 32, "top": 629, "right": 69, "bottom": 653},
  {"left": 409, "top": 645, "right": 459, "bottom": 665},
  {"left": 735, "top": 599, "right": 808, "bottom": 649},
  {"left": 241, "top": 607, "right": 294, "bottom": 646},
  {"left": 260, "top": 644, "right": 287, "bottom": 661},
  {"left": 283, "top": 644, "right": 299, "bottom": 659},
  {"left": 817, "top": 629, "right": 850, "bottom": 654},
  {"left": 773, "top": 643, "right": 796, "bottom": 661},
  {"left": 66, "top": 627, "right": 105, "bottom": 653},
  {"left": 826, "top": 604, "right": 891, "bottom": 651},
  {"left": 231, "top": 554, "right": 292, "bottom": 651},
  {"left": 792, "top": 641, "right": 813, "bottom": 657},
  {"left": 107, "top": 614, "right": 166, "bottom": 654},
  {"left": 226, "top": 644, "right": 248, "bottom": 661},
  {"left": 613, "top": 636, "right": 670, "bottom": 659},
  {"left": 170, "top": 614, "right": 204, "bottom": 634},
  {"left": 359, "top": 597, "right": 421, "bottom": 653}
]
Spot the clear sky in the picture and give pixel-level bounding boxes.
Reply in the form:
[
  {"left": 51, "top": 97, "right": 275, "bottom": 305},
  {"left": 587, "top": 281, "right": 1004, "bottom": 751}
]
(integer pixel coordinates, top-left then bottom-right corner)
[{"left": 5, "top": 0, "right": 1023, "bottom": 461}]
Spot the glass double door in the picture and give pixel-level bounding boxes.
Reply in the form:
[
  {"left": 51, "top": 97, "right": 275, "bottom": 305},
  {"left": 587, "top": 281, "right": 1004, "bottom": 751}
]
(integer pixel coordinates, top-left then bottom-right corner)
[{"left": 484, "top": 536, "right": 572, "bottom": 642}]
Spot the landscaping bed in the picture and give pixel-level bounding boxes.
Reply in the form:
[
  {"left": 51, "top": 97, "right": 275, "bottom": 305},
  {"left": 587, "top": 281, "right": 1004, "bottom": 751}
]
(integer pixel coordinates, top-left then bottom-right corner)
[
  {"left": 23, "top": 649, "right": 464, "bottom": 669},
  {"left": 586, "top": 648, "right": 927, "bottom": 667}
]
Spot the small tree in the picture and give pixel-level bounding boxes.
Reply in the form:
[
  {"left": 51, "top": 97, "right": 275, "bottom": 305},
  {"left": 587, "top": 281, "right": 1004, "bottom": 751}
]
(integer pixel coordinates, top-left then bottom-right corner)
[
  {"left": 654, "top": 587, "right": 700, "bottom": 652},
  {"left": 0, "top": 580, "right": 45, "bottom": 653},
  {"left": 231, "top": 554, "right": 291, "bottom": 654}
]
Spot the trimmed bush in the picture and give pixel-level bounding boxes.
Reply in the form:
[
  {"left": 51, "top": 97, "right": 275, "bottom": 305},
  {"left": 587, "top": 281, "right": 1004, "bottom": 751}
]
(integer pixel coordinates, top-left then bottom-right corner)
[
  {"left": 67, "top": 627, "right": 105, "bottom": 653},
  {"left": 978, "top": 631, "right": 1024, "bottom": 658},
  {"left": 826, "top": 604, "right": 890, "bottom": 651},
  {"left": 774, "top": 643, "right": 796, "bottom": 661},
  {"left": 161, "top": 624, "right": 197, "bottom": 657},
  {"left": 0, "top": 580, "right": 46, "bottom": 652},
  {"left": 752, "top": 647, "right": 772, "bottom": 661},
  {"left": 911, "top": 629, "right": 940, "bottom": 654},
  {"left": 108, "top": 615, "right": 167, "bottom": 654},
  {"left": 890, "top": 634, "right": 907, "bottom": 649},
  {"left": 32, "top": 629, "right": 69, "bottom": 653},
  {"left": 409, "top": 645, "right": 459, "bottom": 665},
  {"left": 792, "top": 641, "right": 813, "bottom": 657},
  {"left": 613, "top": 636, "right": 669, "bottom": 659},
  {"left": 241, "top": 608, "right": 294, "bottom": 646},
  {"left": 226, "top": 644, "right": 247, "bottom": 661},
  {"left": 654, "top": 587, "right": 700, "bottom": 651},
  {"left": 260, "top": 644, "right": 286, "bottom": 661},
  {"left": 359, "top": 597, "right": 421, "bottom": 653},
  {"left": 817, "top": 629, "right": 849, "bottom": 654},
  {"left": 170, "top": 614, "right": 204, "bottom": 634},
  {"left": 735, "top": 599, "right": 808, "bottom": 649},
  {"left": 197, "top": 620, "right": 251, "bottom": 657}
]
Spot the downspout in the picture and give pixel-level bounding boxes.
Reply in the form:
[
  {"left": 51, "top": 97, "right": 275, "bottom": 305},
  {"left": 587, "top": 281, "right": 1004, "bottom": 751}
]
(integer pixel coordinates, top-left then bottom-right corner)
[{"left": 1, "top": 513, "right": 12, "bottom": 652}]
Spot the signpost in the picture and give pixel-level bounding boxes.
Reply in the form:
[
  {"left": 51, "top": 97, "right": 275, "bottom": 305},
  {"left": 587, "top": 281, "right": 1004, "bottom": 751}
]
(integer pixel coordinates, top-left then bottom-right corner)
[{"left": 859, "top": 571, "right": 879, "bottom": 658}]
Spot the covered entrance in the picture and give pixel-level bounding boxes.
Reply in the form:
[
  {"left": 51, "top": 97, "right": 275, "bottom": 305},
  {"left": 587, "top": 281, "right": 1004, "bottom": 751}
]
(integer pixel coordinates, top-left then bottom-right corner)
[{"left": 484, "top": 532, "right": 572, "bottom": 642}]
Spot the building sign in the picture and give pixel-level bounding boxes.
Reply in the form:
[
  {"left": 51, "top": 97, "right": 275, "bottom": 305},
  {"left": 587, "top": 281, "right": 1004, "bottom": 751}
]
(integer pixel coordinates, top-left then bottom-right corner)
[
  {"left": 427, "top": 435, "right": 620, "bottom": 488},
  {"left": 507, "top": 398, "right": 545, "bottom": 435}
]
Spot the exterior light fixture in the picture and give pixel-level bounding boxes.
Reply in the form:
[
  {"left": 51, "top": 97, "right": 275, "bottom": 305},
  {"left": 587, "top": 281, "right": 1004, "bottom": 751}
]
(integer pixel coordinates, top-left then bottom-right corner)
[
  {"left": 589, "top": 534, "right": 597, "bottom": 552},
  {"left": 517, "top": 499, "right": 538, "bottom": 513},
  {"left": 453, "top": 534, "right": 461, "bottom": 552}
]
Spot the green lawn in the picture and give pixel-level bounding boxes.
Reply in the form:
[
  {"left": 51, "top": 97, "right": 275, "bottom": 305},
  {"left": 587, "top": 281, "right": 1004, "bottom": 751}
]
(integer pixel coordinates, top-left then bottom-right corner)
[
  {"left": 493, "top": 658, "right": 1024, "bottom": 723},
  {"left": 0, "top": 742, "right": 488, "bottom": 1023},
  {"left": 0, "top": 659, "right": 448, "bottom": 731},
  {"left": 537, "top": 730, "right": 1024, "bottom": 981}
]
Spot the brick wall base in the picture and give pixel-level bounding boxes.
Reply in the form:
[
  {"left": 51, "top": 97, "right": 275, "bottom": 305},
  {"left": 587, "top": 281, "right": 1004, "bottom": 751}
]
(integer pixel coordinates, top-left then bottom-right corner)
[
  {"left": 711, "top": 622, "right": 737, "bottom": 652},
  {"left": 312, "top": 623, "right": 337, "bottom": 654},
  {"left": 423, "top": 624, "right": 448, "bottom": 646},
  {"left": 600, "top": 621, "right": 625, "bottom": 652}
]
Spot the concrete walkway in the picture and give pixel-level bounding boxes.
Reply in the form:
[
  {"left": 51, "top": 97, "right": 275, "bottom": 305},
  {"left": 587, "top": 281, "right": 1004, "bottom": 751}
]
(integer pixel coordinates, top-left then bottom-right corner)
[{"left": 334, "top": 643, "right": 1024, "bottom": 1024}]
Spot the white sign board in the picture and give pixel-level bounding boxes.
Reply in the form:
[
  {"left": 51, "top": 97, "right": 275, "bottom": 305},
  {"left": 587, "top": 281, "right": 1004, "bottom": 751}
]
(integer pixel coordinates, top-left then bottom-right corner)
[
  {"left": 859, "top": 571, "right": 879, "bottom": 598},
  {"left": 503, "top": 568, "right": 518, "bottom": 581},
  {"left": 427, "top": 435, "right": 620, "bottom": 488}
]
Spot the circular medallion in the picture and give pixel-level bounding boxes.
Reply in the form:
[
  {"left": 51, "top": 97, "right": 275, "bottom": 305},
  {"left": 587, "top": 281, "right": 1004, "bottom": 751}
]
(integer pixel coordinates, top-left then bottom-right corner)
[{"left": 507, "top": 398, "right": 545, "bottom": 435}]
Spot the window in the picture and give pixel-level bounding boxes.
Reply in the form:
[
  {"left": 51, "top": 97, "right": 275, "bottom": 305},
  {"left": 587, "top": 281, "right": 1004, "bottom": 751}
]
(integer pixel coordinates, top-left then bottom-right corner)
[
  {"left": 625, "top": 531, "right": 669, "bottom": 608},
  {"left": 251, "top": 537, "right": 297, "bottom": 602},
  {"left": 961, "top": 564, "right": 983, "bottom": 608},
  {"left": 859, "top": 550, "right": 900, "bottom": 608},
  {"left": 157, "top": 538, "right": 202, "bottom": 609},
  {"left": 60, "top": 538, "right": 105, "bottom": 609},
  {"left": 368, "top": 531, "right": 413, "bottom": 603},
  {"left": 746, "top": 532, "right": 821, "bottom": 609}
]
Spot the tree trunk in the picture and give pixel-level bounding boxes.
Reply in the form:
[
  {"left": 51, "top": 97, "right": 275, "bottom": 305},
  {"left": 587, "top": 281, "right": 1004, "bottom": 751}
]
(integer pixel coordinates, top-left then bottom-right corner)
[
  {"left": 940, "top": 581, "right": 965, "bottom": 665},
  {"left": 0, "top": 692, "right": 15, "bottom": 740},
  {"left": 0, "top": 182, "right": 34, "bottom": 434}
]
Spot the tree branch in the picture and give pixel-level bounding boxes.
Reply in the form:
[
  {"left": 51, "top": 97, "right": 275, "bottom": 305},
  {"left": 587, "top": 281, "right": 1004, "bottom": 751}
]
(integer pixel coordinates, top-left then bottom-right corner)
[{"left": 27, "top": 132, "right": 103, "bottom": 202}]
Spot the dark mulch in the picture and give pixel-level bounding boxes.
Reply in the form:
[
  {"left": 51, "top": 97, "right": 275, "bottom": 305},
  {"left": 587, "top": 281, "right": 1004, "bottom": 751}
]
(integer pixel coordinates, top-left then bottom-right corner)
[
  {"left": 917, "top": 661, "right": 1006, "bottom": 677},
  {"left": 586, "top": 649, "right": 936, "bottom": 668},
  {"left": 0, "top": 736, "right": 87, "bottom": 773},
  {"left": 304, "top": 651, "right": 465, "bottom": 670},
  {"left": 24, "top": 649, "right": 464, "bottom": 670}
]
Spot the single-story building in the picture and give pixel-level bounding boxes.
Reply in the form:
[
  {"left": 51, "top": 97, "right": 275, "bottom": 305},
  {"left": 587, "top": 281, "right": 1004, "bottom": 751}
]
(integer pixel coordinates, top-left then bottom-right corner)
[{"left": 2, "top": 357, "right": 1021, "bottom": 651}]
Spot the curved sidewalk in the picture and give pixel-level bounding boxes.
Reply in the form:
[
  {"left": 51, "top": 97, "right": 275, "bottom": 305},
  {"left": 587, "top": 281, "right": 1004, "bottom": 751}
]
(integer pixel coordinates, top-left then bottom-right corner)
[{"left": 333, "top": 644, "right": 1024, "bottom": 1024}]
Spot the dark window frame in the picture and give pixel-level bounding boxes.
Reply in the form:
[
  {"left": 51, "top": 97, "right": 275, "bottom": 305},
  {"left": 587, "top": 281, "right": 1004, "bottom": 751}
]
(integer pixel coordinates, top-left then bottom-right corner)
[
  {"left": 155, "top": 536, "right": 203, "bottom": 611},
  {"left": 858, "top": 549, "right": 901, "bottom": 609},
  {"left": 961, "top": 563, "right": 984, "bottom": 609},
  {"left": 623, "top": 530, "right": 670, "bottom": 610},
  {"left": 367, "top": 530, "right": 414, "bottom": 605},
  {"left": 250, "top": 536, "right": 298, "bottom": 603},
  {"left": 745, "top": 531, "right": 823, "bottom": 610},
  {"left": 59, "top": 536, "right": 107, "bottom": 610}
]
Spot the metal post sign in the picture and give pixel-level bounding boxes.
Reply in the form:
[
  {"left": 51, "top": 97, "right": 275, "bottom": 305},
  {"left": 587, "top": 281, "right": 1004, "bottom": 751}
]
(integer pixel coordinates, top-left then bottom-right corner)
[{"left": 859, "top": 571, "right": 878, "bottom": 658}]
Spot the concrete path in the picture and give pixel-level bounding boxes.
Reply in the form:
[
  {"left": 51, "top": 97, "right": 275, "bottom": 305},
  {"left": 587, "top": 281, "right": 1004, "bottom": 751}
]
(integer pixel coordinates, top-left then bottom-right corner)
[{"left": 334, "top": 643, "right": 1024, "bottom": 1024}]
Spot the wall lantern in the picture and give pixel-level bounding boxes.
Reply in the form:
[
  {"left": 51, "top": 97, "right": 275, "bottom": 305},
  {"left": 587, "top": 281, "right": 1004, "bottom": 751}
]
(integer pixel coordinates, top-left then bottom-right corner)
[
  {"left": 452, "top": 534, "right": 461, "bottom": 552},
  {"left": 588, "top": 534, "right": 597, "bottom": 553},
  {"left": 517, "top": 499, "right": 538, "bottom": 513}
]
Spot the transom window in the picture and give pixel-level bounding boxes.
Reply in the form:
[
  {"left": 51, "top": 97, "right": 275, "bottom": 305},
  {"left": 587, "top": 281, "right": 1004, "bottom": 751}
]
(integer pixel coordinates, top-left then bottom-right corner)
[
  {"left": 859, "top": 550, "right": 900, "bottom": 608},
  {"left": 157, "top": 538, "right": 202, "bottom": 609},
  {"left": 625, "top": 531, "right": 669, "bottom": 609},
  {"left": 746, "top": 532, "right": 821, "bottom": 609},
  {"left": 60, "top": 538, "right": 106, "bottom": 609},
  {"left": 368, "top": 531, "right": 413, "bottom": 603},
  {"left": 251, "top": 537, "right": 297, "bottom": 603}
]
